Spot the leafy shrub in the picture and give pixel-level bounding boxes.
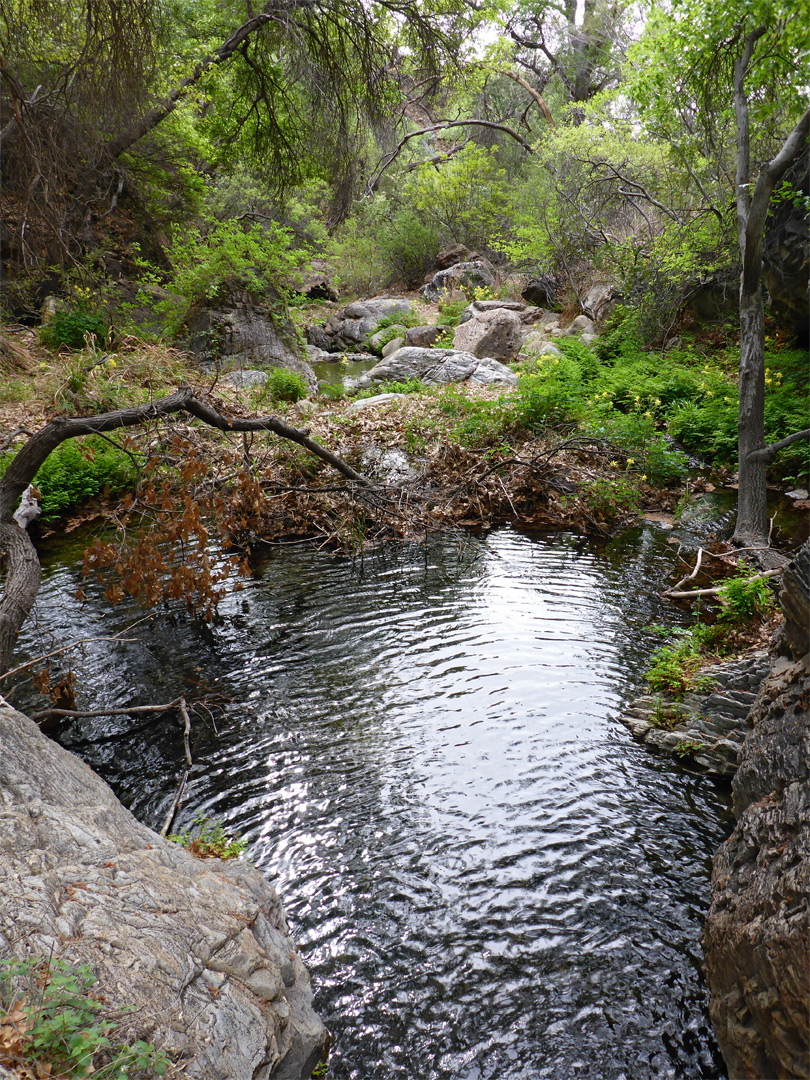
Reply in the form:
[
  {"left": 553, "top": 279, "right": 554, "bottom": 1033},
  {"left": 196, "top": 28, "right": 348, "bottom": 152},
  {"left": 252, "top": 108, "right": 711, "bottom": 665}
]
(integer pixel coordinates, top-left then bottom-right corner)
[
  {"left": 169, "top": 812, "right": 248, "bottom": 859},
  {"left": 577, "top": 475, "right": 641, "bottom": 518},
  {"left": 717, "top": 563, "right": 776, "bottom": 623},
  {"left": 515, "top": 355, "right": 587, "bottom": 428},
  {"left": 0, "top": 956, "right": 169, "bottom": 1078},
  {"left": 264, "top": 367, "right": 308, "bottom": 402},
  {"left": 40, "top": 306, "right": 108, "bottom": 351},
  {"left": 32, "top": 437, "right": 139, "bottom": 521}
]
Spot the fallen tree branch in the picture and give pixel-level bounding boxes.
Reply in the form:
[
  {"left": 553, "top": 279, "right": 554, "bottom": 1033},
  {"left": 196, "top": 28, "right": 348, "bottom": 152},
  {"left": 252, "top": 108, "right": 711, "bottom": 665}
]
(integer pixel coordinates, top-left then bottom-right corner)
[
  {"left": 662, "top": 566, "right": 783, "bottom": 598},
  {"left": 0, "top": 386, "right": 369, "bottom": 674},
  {"left": 30, "top": 697, "right": 183, "bottom": 722},
  {"left": 669, "top": 547, "right": 704, "bottom": 593}
]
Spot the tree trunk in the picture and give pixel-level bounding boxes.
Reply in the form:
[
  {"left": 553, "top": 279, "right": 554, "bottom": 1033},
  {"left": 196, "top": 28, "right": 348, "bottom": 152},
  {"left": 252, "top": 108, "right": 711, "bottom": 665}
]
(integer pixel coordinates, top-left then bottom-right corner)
[{"left": 734, "top": 286, "right": 769, "bottom": 547}]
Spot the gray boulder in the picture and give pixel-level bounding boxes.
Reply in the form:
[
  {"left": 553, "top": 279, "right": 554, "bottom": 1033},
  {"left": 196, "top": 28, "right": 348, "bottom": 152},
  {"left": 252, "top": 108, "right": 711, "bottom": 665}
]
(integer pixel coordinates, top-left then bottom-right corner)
[
  {"left": 564, "top": 314, "right": 596, "bottom": 336},
  {"left": 453, "top": 306, "right": 523, "bottom": 362},
  {"left": 224, "top": 369, "right": 269, "bottom": 389},
  {"left": 404, "top": 325, "right": 449, "bottom": 348},
  {"left": 522, "top": 334, "right": 562, "bottom": 359},
  {"left": 314, "top": 297, "right": 413, "bottom": 353},
  {"left": 420, "top": 260, "right": 496, "bottom": 303},
  {"left": 358, "top": 347, "right": 517, "bottom": 388},
  {"left": 433, "top": 243, "right": 476, "bottom": 270},
  {"left": 381, "top": 336, "right": 404, "bottom": 357},
  {"left": 582, "top": 283, "right": 619, "bottom": 323},
  {"left": 369, "top": 324, "right": 407, "bottom": 353},
  {"left": 0, "top": 700, "right": 327, "bottom": 1080},
  {"left": 521, "top": 274, "right": 562, "bottom": 309},
  {"left": 184, "top": 284, "right": 317, "bottom": 392}
]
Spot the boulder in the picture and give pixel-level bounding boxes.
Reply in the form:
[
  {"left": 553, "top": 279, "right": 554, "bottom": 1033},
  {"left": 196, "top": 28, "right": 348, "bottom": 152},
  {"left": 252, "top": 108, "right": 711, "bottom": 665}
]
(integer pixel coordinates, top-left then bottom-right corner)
[
  {"left": 420, "top": 260, "right": 496, "bottom": 303},
  {"left": 314, "top": 297, "right": 413, "bottom": 353},
  {"left": 224, "top": 369, "right": 269, "bottom": 389},
  {"left": 433, "top": 243, "right": 477, "bottom": 271},
  {"left": 452, "top": 307, "right": 523, "bottom": 362},
  {"left": 381, "top": 336, "right": 404, "bottom": 357},
  {"left": 521, "top": 274, "right": 562, "bottom": 309},
  {"left": 564, "top": 314, "right": 596, "bottom": 336},
  {"left": 369, "top": 324, "right": 407, "bottom": 353},
  {"left": 0, "top": 699, "right": 327, "bottom": 1080},
  {"left": 522, "top": 335, "right": 562, "bottom": 359},
  {"left": 703, "top": 539, "right": 810, "bottom": 1080},
  {"left": 357, "top": 347, "right": 518, "bottom": 388},
  {"left": 346, "top": 393, "right": 405, "bottom": 412},
  {"left": 581, "top": 284, "right": 619, "bottom": 323},
  {"left": 404, "top": 325, "right": 449, "bottom": 348},
  {"left": 183, "top": 284, "right": 317, "bottom": 392}
]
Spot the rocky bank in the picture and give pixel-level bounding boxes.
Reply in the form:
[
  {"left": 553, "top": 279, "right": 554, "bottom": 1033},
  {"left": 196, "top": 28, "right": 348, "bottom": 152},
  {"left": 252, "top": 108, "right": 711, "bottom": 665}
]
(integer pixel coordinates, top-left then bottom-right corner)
[
  {"left": 0, "top": 700, "right": 327, "bottom": 1079},
  {"left": 703, "top": 541, "right": 810, "bottom": 1079}
]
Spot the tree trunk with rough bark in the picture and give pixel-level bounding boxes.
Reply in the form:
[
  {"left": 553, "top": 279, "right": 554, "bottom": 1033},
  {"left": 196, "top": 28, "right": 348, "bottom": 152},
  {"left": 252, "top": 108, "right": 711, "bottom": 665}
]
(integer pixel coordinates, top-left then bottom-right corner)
[{"left": 731, "top": 27, "right": 810, "bottom": 551}]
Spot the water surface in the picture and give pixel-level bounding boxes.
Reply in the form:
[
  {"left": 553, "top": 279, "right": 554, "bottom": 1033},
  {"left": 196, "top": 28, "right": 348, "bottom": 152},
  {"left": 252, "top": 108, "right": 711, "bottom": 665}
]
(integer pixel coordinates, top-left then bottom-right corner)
[{"left": 15, "top": 527, "right": 732, "bottom": 1079}]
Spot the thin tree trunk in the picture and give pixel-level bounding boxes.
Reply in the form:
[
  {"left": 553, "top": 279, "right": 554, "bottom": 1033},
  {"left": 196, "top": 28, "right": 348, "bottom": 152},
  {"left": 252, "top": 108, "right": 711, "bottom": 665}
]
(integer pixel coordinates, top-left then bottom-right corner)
[{"left": 734, "top": 285, "right": 769, "bottom": 546}]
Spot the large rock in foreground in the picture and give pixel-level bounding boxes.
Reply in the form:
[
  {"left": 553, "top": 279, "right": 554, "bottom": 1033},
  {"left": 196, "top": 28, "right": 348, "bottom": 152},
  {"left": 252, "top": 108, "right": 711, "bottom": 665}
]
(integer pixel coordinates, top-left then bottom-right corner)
[
  {"left": 0, "top": 701, "right": 327, "bottom": 1080},
  {"left": 703, "top": 541, "right": 810, "bottom": 1080}
]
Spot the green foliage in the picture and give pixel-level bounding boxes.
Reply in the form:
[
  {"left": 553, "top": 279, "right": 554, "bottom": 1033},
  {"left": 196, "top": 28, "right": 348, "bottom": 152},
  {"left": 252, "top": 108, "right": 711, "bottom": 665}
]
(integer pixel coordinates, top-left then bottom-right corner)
[
  {"left": 375, "top": 378, "right": 428, "bottom": 395},
  {"left": 435, "top": 384, "right": 513, "bottom": 446},
  {"left": 436, "top": 298, "right": 470, "bottom": 328},
  {"left": 169, "top": 812, "right": 248, "bottom": 860},
  {"left": 577, "top": 475, "right": 641, "bottom": 518},
  {"left": 644, "top": 624, "right": 715, "bottom": 698},
  {"left": 263, "top": 368, "right": 308, "bottom": 403},
  {"left": 158, "top": 219, "right": 308, "bottom": 330},
  {"left": 20, "top": 437, "right": 139, "bottom": 521},
  {"left": 39, "top": 305, "right": 109, "bottom": 352},
  {"left": 716, "top": 563, "right": 776, "bottom": 623},
  {"left": 0, "top": 955, "right": 169, "bottom": 1078},
  {"left": 404, "top": 144, "right": 511, "bottom": 253},
  {"left": 674, "top": 738, "right": 705, "bottom": 758}
]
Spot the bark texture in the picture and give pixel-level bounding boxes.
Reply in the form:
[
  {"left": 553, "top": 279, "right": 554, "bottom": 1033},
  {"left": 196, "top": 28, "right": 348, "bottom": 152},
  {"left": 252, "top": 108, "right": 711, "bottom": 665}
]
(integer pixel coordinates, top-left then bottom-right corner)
[
  {"left": 0, "top": 699, "right": 327, "bottom": 1079},
  {"left": 703, "top": 540, "right": 810, "bottom": 1079}
]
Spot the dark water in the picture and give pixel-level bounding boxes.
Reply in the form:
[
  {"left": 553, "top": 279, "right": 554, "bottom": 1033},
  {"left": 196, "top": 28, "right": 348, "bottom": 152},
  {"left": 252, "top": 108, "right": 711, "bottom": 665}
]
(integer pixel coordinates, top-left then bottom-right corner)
[{"left": 13, "top": 526, "right": 733, "bottom": 1079}]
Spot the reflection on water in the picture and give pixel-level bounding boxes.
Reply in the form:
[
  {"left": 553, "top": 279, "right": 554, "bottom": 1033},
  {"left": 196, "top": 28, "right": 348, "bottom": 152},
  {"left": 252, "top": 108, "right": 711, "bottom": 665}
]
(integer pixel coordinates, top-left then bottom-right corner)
[{"left": 14, "top": 527, "right": 732, "bottom": 1079}]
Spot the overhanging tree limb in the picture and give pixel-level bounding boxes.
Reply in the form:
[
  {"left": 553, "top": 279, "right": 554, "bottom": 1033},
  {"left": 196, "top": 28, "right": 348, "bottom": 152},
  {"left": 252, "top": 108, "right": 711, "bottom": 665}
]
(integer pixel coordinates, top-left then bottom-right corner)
[
  {"left": 0, "top": 387, "right": 369, "bottom": 674},
  {"left": 368, "top": 118, "right": 534, "bottom": 191}
]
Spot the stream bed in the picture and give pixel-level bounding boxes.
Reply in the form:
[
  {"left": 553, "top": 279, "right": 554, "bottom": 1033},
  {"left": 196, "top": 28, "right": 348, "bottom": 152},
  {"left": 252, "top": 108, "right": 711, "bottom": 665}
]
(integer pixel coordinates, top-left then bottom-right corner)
[{"left": 14, "top": 525, "right": 735, "bottom": 1079}]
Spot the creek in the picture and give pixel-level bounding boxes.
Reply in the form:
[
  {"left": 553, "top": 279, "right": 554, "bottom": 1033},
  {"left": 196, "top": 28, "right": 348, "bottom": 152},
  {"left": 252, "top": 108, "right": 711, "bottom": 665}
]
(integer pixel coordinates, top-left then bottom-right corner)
[{"left": 14, "top": 523, "right": 737, "bottom": 1079}]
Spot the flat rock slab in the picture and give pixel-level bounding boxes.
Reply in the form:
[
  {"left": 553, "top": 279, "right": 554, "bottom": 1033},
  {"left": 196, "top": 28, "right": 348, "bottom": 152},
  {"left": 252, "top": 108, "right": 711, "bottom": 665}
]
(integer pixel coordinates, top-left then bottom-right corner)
[
  {"left": 615, "top": 650, "right": 770, "bottom": 775},
  {"left": 0, "top": 700, "right": 326, "bottom": 1080}
]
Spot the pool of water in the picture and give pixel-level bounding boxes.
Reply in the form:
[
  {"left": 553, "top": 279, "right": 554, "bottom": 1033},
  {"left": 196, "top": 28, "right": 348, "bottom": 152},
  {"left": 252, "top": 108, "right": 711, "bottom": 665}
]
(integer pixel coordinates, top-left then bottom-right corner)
[{"left": 13, "top": 526, "right": 733, "bottom": 1079}]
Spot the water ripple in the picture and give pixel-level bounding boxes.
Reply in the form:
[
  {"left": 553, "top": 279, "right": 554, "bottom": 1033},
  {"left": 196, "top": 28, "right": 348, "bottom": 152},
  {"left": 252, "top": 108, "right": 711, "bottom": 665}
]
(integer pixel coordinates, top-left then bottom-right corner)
[{"left": 15, "top": 527, "right": 730, "bottom": 1079}]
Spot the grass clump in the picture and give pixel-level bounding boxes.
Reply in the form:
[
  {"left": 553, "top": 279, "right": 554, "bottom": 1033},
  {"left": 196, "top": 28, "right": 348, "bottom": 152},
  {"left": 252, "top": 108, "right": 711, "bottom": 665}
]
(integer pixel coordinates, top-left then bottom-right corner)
[
  {"left": 264, "top": 367, "right": 308, "bottom": 403},
  {"left": 33, "top": 437, "right": 139, "bottom": 521},
  {"left": 0, "top": 955, "right": 169, "bottom": 1078},
  {"left": 716, "top": 562, "right": 777, "bottom": 623}
]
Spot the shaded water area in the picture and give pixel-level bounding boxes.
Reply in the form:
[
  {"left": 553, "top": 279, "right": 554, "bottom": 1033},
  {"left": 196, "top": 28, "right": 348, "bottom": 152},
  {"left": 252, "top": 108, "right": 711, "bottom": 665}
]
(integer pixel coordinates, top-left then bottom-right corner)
[{"left": 13, "top": 525, "right": 737, "bottom": 1079}]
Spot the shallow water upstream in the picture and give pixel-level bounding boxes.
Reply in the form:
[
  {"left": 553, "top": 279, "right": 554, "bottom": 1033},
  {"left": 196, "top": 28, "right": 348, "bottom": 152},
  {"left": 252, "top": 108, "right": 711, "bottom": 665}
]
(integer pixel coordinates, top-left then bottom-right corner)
[{"left": 14, "top": 525, "right": 734, "bottom": 1079}]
